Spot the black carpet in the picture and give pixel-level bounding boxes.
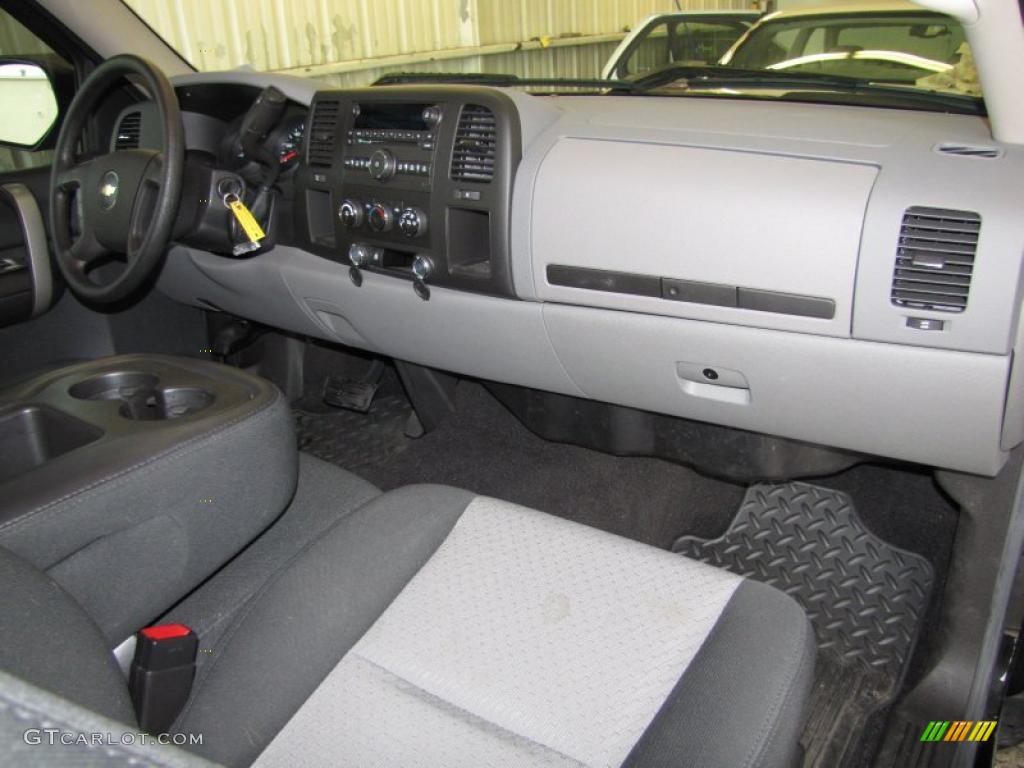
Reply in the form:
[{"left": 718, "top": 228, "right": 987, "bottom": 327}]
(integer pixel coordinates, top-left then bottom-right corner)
[{"left": 355, "top": 381, "right": 746, "bottom": 548}]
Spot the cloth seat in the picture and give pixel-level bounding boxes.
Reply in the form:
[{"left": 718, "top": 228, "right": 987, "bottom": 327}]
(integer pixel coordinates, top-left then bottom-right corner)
[{"left": 0, "top": 482, "right": 815, "bottom": 768}]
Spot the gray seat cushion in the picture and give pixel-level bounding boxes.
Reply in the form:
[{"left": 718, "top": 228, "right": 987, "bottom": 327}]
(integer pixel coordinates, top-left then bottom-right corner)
[
  {"left": 623, "top": 579, "right": 815, "bottom": 768},
  {"left": 0, "top": 474, "right": 814, "bottom": 768},
  {"left": 173, "top": 484, "right": 474, "bottom": 766},
  {"left": 176, "top": 488, "right": 814, "bottom": 768}
]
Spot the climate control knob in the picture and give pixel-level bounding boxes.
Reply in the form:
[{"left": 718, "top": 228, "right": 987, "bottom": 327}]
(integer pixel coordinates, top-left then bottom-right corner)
[
  {"left": 338, "top": 199, "right": 363, "bottom": 228},
  {"left": 367, "top": 203, "right": 393, "bottom": 232},
  {"left": 367, "top": 149, "right": 397, "bottom": 180},
  {"left": 398, "top": 207, "right": 428, "bottom": 238}
]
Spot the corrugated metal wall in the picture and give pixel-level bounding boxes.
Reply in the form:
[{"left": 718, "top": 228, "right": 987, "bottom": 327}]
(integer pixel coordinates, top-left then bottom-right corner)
[
  {"left": 124, "top": 0, "right": 755, "bottom": 86},
  {"left": 1, "top": 1, "right": 756, "bottom": 169}
]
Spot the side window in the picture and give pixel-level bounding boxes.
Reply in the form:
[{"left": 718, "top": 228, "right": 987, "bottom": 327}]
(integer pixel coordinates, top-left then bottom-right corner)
[
  {"left": 623, "top": 22, "right": 671, "bottom": 78},
  {"left": 0, "top": 7, "right": 65, "bottom": 172}
]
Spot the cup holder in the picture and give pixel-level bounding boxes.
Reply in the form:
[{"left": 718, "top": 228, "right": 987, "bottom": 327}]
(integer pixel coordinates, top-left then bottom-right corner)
[
  {"left": 69, "top": 372, "right": 214, "bottom": 421},
  {"left": 121, "top": 387, "right": 214, "bottom": 421},
  {"left": 69, "top": 372, "right": 160, "bottom": 402}
]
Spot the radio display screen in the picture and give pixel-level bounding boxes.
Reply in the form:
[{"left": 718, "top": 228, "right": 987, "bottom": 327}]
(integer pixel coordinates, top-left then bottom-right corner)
[{"left": 354, "top": 103, "right": 431, "bottom": 131}]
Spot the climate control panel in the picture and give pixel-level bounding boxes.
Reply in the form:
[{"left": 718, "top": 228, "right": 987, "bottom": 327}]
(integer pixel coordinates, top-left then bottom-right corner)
[{"left": 338, "top": 199, "right": 428, "bottom": 239}]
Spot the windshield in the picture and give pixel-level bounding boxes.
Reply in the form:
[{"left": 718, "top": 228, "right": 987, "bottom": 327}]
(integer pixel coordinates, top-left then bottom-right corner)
[
  {"left": 611, "top": 15, "right": 758, "bottom": 79},
  {"left": 121, "top": 1, "right": 983, "bottom": 112},
  {"left": 723, "top": 10, "right": 979, "bottom": 96}
]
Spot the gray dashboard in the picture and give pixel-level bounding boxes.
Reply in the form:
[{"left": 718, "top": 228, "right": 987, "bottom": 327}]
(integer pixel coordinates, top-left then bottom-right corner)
[{"left": 156, "top": 71, "right": 1024, "bottom": 476}]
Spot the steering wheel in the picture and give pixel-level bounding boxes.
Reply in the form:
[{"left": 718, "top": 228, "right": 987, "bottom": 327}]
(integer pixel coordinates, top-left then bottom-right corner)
[{"left": 50, "top": 55, "right": 184, "bottom": 304}]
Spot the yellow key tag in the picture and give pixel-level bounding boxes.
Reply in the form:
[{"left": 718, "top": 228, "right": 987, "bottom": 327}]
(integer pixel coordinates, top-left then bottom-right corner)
[{"left": 225, "top": 195, "right": 265, "bottom": 243}]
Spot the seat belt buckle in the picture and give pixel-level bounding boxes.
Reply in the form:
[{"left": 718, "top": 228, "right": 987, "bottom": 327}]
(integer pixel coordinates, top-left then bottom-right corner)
[{"left": 128, "top": 623, "right": 198, "bottom": 734}]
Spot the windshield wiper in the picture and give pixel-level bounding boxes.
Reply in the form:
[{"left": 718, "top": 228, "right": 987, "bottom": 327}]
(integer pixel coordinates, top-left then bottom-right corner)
[
  {"left": 631, "top": 64, "right": 861, "bottom": 91},
  {"left": 373, "top": 72, "right": 635, "bottom": 91},
  {"left": 630, "top": 64, "right": 984, "bottom": 114}
]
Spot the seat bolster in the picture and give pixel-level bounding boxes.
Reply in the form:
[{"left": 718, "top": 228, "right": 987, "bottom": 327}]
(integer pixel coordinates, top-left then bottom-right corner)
[
  {"left": 174, "top": 484, "right": 475, "bottom": 767},
  {"left": 0, "top": 547, "right": 135, "bottom": 726},
  {"left": 160, "top": 453, "right": 382, "bottom": 675},
  {"left": 623, "top": 579, "right": 816, "bottom": 768}
]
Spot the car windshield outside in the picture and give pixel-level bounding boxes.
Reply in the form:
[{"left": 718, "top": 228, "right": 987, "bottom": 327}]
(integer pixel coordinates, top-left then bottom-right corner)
[
  {"left": 605, "top": 13, "right": 760, "bottom": 79},
  {"left": 121, "top": 0, "right": 983, "bottom": 112},
  {"left": 722, "top": 8, "right": 979, "bottom": 95}
]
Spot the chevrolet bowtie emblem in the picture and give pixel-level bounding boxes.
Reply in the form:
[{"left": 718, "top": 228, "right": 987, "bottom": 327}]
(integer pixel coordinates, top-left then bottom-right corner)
[{"left": 98, "top": 171, "right": 119, "bottom": 211}]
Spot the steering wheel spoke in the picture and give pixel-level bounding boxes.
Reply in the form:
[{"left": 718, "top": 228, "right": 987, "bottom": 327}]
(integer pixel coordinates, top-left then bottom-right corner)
[
  {"left": 126, "top": 154, "right": 165, "bottom": 255},
  {"left": 68, "top": 231, "right": 111, "bottom": 267},
  {"left": 55, "top": 159, "right": 93, "bottom": 191}
]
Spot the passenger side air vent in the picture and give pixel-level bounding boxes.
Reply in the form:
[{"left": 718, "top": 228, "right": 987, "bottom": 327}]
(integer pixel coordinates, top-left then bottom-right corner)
[
  {"left": 935, "top": 142, "right": 1002, "bottom": 159},
  {"left": 307, "top": 99, "right": 341, "bottom": 167},
  {"left": 891, "top": 206, "right": 980, "bottom": 313},
  {"left": 450, "top": 104, "right": 496, "bottom": 183},
  {"left": 115, "top": 112, "right": 142, "bottom": 150}
]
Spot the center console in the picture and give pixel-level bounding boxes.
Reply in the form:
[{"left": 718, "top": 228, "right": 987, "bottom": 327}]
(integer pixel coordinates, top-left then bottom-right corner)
[
  {"left": 0, "top": 355, "right": 296, "bottom": 642},
  {"left": 294, "top": 86, "right": 522, "bottom": 298}
]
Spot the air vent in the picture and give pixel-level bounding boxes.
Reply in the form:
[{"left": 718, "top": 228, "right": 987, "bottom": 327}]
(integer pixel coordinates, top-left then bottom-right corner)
[
  {"left": 115, "top": 112, "right": 141, "bottom": 150},
  {"left": 450, "top": 104, "right": 497, "bottom": 183},
  {"left": 891, "top": 206, "right": 980, "bottom": 313},
  {"left": 935, "top": 142, "right": 1002, "bottom": 159},
  {"left": 307, "top": 99, "right": 341, "bottom": 167}
]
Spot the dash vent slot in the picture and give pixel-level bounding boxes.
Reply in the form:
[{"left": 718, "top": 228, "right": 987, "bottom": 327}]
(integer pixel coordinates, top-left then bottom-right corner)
[
  {"left": 935, "top": 143, "right": 1002, "bottom": 159},
  {"left": 307, "top": 99, "right": 341, "bottom": 167},
  {"left": 115, "top": 112, "right": 141, "bottom": 150},
  {"left": 450, "top": 104, "right": 496, "bottom": 183},
  {"left": 891, "top": 206, "right": 980, "bottom": 313}
]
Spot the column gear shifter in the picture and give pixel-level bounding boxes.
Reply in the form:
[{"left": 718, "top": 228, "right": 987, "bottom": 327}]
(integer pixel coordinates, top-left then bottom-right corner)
[{"left": 230, "top": 86, "right": 288, "bottom": 250}]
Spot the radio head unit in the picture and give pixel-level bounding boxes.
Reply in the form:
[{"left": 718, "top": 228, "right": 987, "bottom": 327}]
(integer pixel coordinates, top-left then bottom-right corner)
[
  {"left": 343, "top": 103, "right": 441, "bottom": 186},
  {"left": 348, "top": 103, "right": 441, "bottom": 146}
]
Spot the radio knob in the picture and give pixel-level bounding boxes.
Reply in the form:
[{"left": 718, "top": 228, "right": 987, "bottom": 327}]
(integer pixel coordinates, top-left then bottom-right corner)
[
  {"left": 367, "top": 149, "right": 396, "bottom": 180},
  {"left": 412, "top": 254, "right": 434, "bottom": 281},
  {"left": 422, "top": 105, "right": 442, "bottom": 126},
  {"left": 338, "top": 199, "right": 363, "bottom": 228},
  {"left": 398, "top": 207, "right": 428, "bottom": 238},
  {"left": 348, "top": 243, "right": 370, "bottom": 268},
  {"left": 367, "top": 203, "right": 393, "bottom": 232}
]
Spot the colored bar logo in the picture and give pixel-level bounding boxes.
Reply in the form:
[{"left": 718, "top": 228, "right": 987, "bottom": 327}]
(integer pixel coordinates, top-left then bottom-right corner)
[{"left": 920, "top": 721, "right": 997, "bottom": 742}]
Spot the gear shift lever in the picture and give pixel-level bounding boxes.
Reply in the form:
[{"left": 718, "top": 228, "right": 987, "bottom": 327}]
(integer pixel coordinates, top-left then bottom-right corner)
[{"left": 232, "top": 86, "right": 288, "bottom": 247}]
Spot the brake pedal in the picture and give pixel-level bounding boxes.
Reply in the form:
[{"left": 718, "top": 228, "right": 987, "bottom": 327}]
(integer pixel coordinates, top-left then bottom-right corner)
[
  {"left": 322, "top": 376, "right": 379, "bottom": 413},
  {"left": 322, "top": 360, "right": 386, "bottom": 413}
]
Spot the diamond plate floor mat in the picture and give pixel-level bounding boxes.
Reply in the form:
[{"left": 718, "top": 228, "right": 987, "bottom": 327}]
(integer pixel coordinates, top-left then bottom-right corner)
[
  {"left": 293, "top": 395, "right": 413, "bottom": 471},
  {"left": 673, "top": 482, "right": 934, "bottom": 767}
]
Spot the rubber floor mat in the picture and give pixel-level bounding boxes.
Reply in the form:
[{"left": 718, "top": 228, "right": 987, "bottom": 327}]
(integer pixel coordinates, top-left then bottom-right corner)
[
  {"left": 673, "top": 482, "right": 933, "bottom": 767},
  {"left": 293, "top": 395, "right": 412, "bottom": 471}
]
